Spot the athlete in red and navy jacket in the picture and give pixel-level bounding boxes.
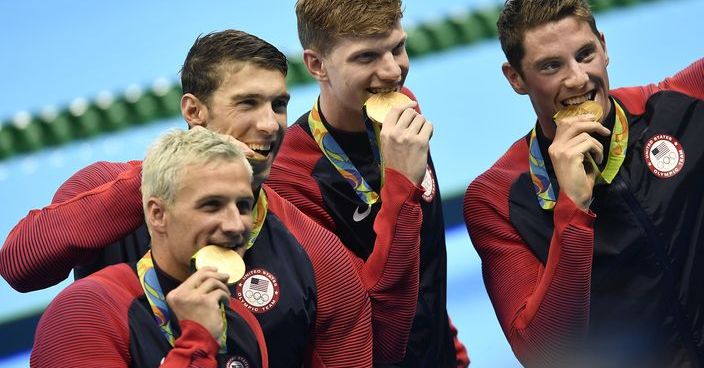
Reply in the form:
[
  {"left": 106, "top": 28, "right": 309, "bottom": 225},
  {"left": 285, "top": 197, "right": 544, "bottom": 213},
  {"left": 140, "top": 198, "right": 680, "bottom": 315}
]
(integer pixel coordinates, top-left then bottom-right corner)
[
  {"left": 0, "top": 162, "right": 374, "bottom": 368},
  {"left": 268, "top": 87, "right": 468, "bottom": 367},
  {"left": 31, "top": 263, "right": 268, "bottom": 368},
  {"left": 464, "top": 59, "right": 704, "bottom": 366}
]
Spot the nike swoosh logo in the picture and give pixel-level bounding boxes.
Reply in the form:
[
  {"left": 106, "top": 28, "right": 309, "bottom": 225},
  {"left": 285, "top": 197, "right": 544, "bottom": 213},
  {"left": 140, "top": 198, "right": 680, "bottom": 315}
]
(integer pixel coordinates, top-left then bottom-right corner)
[{"left": 352, "top": 205, "right": 372, "bottom": 222}]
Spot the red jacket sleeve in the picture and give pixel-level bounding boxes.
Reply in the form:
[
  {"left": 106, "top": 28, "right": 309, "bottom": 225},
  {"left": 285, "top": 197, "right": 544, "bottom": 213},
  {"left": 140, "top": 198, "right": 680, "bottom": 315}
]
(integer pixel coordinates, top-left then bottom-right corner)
[
  {"left": 264, "top": 187, "right": 373, "bottom": 367},
  {"left": 0, "top": 161, "right": 144, "bottom": 292},
  {"left": 657, "top": 57, "right": 704, "bottom": 100},
  {"left": 30, "top": 269, "right": 134, "bottom": 367},
  {"left": 463, "top": 141, "right": 595, "bottom": 365},
  {"left": 30, "top": 264, "right": 242, "bottom": 368},
  {"left": 166, "top": 301, "right": 269, "bottom": 368},
  {"left": 449, "top": 317, "right": 470, "bottom": 367},
  {"left": 358, "top": 167, "right": 422, "bottom": 363},
  {"left": 613, "top": 58, "right": 704, "bottom": 114},
  {"left": 161, "top": 320, "right": 219, "bottom": 368},
  {"left": 228, "top": 298, "right": 269, "bottom": 368},
  {"left": 268, "top": 129, "right": 420, "bottom": 363}
]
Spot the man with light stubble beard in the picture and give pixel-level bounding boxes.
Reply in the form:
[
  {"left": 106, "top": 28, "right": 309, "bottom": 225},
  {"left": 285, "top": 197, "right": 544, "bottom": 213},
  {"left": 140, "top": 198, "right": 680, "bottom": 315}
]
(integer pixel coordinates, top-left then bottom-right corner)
[{"left": 0, "top": 29, "right": 407, "bottom": 367}]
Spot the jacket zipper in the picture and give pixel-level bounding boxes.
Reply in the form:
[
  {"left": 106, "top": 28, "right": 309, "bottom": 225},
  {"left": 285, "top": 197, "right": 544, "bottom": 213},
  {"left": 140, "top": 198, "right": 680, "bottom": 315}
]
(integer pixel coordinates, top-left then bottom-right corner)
[{"left": 613, "top": 175, "right": 701, "bottom": 363}]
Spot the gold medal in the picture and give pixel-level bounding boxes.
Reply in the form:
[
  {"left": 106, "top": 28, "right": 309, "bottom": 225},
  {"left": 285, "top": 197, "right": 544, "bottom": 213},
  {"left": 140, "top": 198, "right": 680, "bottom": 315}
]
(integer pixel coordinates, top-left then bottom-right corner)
[
  {"left": 191, "top": 245, "right": 246, "bottom": 284},
  {"left": 554, "top": 100, "right": 603, "bottom": 122},
  {"left": 364, "top": 92, "right": 413, "bottom": 124},
  {"left": 554, "top": 101, "right": 604, "bottom": 171}
]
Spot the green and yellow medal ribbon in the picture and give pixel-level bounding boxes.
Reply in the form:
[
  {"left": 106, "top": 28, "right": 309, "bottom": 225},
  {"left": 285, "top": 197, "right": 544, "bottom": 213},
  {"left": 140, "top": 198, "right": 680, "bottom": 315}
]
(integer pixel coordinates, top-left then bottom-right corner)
[
  {"left": 246, "top": 188, "right": 267, "bottom": 250},
  {"left": 137, "top": 250, "right": 228, "bottom": 352},
  {"left": 308, "top": 98, "right": 383, "bottom": 205},
  {"left": 528, "top": 100, "right": 629, "bottom": 210}
]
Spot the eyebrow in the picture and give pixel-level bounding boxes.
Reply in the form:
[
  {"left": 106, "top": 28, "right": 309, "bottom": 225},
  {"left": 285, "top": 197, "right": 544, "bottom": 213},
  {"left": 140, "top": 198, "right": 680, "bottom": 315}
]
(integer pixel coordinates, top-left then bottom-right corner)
[
  {"left": 195, "top": 195, "right": 226, "bottom": 206},
  {"left": 230, "top": 92, "right": 291, "bottom": 102},
  {"left": 350, "top": 34, "right": 408, "bottom": 57},
  {"left": 395, "top": 35, "right": 408, "bottom": 47},
  {"left": 576, "top": 42, "right": 597, "bottom": 55},
  {"left": 195, "top": 194, "right": 255, "bottom": 206}
]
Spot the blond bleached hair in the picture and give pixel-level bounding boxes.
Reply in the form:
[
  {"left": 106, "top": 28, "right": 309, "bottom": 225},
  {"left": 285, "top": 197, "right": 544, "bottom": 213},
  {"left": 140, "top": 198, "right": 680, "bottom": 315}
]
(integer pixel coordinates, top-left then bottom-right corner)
[
  {"left": 141, "top": 126, "right": 252, "bottom": 211},
  {"left": 296, "top": 0, "right": 403, "bottom": 56},
  {"left": 498, "top": 0, "right": 599, "bottom": 75}
]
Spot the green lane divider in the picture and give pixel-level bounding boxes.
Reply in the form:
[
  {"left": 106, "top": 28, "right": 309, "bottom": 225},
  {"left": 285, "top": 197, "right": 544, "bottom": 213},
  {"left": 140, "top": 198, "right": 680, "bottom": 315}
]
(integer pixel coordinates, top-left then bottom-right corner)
[{"left": 0, "top": 0, "right": 663, "bottom": 161}]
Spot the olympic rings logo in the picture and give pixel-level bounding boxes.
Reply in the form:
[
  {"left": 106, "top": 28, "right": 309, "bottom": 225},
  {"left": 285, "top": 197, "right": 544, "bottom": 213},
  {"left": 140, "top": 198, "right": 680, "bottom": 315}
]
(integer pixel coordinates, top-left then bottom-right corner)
[
  {"left": 245, "top": 289, "right": 270, "bottom": 304},
  {"left": 655, "top": 151, "right": 678, "bottom": 170},
  {"left": 236, "top": 268, "right": 280, "bottom": 313}
]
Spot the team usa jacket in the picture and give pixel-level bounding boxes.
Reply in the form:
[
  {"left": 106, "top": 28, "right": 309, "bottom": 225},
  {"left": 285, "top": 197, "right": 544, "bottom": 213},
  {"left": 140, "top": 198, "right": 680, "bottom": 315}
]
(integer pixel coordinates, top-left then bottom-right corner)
[
  {"left": 31, "top": 262, "right": 268, "bottom": 367},
  {"left": 463, "top": 59, "right": 704, "bottom": 366},
  {"left": 267, "top": 87, "right": 469, "bottom": 367},
  {"left": 0, "top": 163, "right": 378, "bottom": 367}
]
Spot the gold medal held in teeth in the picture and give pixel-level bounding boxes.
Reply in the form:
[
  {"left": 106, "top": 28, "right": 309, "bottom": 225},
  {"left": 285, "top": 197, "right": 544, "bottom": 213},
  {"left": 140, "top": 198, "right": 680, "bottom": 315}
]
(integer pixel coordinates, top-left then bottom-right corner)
[
  {"left": 191, "top": 245, "right": 246, "bottom": 284},
  {"left": 364, "top": 91, "right": 413, "bottom": 124},
  {"left": 554, "top": 100, "right": 603, "bottom": 122}
]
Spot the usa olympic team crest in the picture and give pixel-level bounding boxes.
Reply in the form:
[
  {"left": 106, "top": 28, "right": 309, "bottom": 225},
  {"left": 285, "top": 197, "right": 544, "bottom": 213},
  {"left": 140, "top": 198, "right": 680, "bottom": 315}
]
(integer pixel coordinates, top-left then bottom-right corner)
[
  {"left": 643, "top": 134, "right": 685, "bottom": 178},
  {"left": 421, "top": 166, "right": 436, "bottom": 202},
  {"left": 236, "top": 268, "right": 280, "bottom": 313},
  {"left": 225, "top": 356, "right": 251, "bottom": 368}
]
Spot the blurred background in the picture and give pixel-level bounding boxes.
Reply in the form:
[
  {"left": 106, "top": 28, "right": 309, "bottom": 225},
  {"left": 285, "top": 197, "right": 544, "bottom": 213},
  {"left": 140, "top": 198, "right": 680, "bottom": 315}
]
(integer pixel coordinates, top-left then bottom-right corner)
[{"left": 0, "top": 0, "right": 701, "bottom": 366}]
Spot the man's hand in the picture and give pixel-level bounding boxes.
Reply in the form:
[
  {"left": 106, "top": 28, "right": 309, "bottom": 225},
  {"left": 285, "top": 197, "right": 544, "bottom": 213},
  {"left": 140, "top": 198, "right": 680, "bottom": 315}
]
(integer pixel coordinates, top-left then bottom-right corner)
[
  {"left": 166, "top": 267, "right": 231, "bottom": 342},
  {"left": 220, "top": 134, "right": 256, "bottom": 160},
  {"left": 379, "top": 102, "right": 433, "bottom": 185},
  {"left": 549, "top": 113, "right": 610, "bottom": 210}
]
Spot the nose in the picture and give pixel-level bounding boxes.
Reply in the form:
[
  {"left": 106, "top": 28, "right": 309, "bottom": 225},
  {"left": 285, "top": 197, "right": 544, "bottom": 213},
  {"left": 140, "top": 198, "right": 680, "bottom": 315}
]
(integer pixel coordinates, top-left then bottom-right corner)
[
  {"left": 564, "top": 61, "right": 589, "bottom": 89},
  {"left": 256, "top": 106, "right": 280, "bottom": 135},
  {"left": 221, "top": 205, "right": 249, "bottom": 239},
  {"left": 377, "top": 52, "right": 403, "bottom": 82}
]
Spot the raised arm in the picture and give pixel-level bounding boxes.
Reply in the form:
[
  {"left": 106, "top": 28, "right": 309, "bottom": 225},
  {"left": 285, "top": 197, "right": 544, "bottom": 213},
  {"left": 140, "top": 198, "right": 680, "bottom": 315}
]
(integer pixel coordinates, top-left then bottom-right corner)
[
  {"left": 613, "top": 58, "right": 704, "bottom": 112},
  {"left": 0, "top": 161, "right": 144, "bottom": 291},
  {"left": 658, "top": 57, "right": 704, "bottom": 99}
]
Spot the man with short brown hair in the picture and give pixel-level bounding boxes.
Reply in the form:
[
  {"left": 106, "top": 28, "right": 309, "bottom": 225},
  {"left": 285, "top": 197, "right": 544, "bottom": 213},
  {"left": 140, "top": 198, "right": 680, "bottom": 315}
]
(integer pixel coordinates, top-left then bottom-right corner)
[
  {"left": 464, "top": 0, "right": 704, "bottom": 365},
  {"left": 1, "top": 30, "right": 377, "bottom": 367},
  {"left": 268, "top": 0, "right": 469, "bottom": 366}
]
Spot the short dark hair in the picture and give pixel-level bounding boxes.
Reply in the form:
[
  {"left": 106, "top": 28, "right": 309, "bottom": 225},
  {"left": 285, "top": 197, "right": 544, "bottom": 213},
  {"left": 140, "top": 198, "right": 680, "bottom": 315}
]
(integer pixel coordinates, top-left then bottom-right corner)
[
  {"left": 180, "top": 30, "right": 287, "bottom": 104},
  {"left": 296, "top": 0, "right": 403, "bottom": 56},
  {"left": 497, "top": 0, "right": 599, "bottom": 75}
]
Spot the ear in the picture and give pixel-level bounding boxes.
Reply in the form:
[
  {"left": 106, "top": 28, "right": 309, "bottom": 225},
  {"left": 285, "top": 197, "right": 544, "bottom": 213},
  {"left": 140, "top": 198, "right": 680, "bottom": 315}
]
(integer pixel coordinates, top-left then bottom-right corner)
[
  {"left": 145, "top": 197, "right": 168, "bottom": 235},
  {"left": 181, "top": 93, "right": 208, "bottom": 128},
  {"left": 303, "top": 49, "right": 327, "bottom": 82},
  {"left": 502, "top": 62, "right": 528, "bottom": 95},
  {"left": 599, "top": 32, "right": 609, "bottom": 67}
]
